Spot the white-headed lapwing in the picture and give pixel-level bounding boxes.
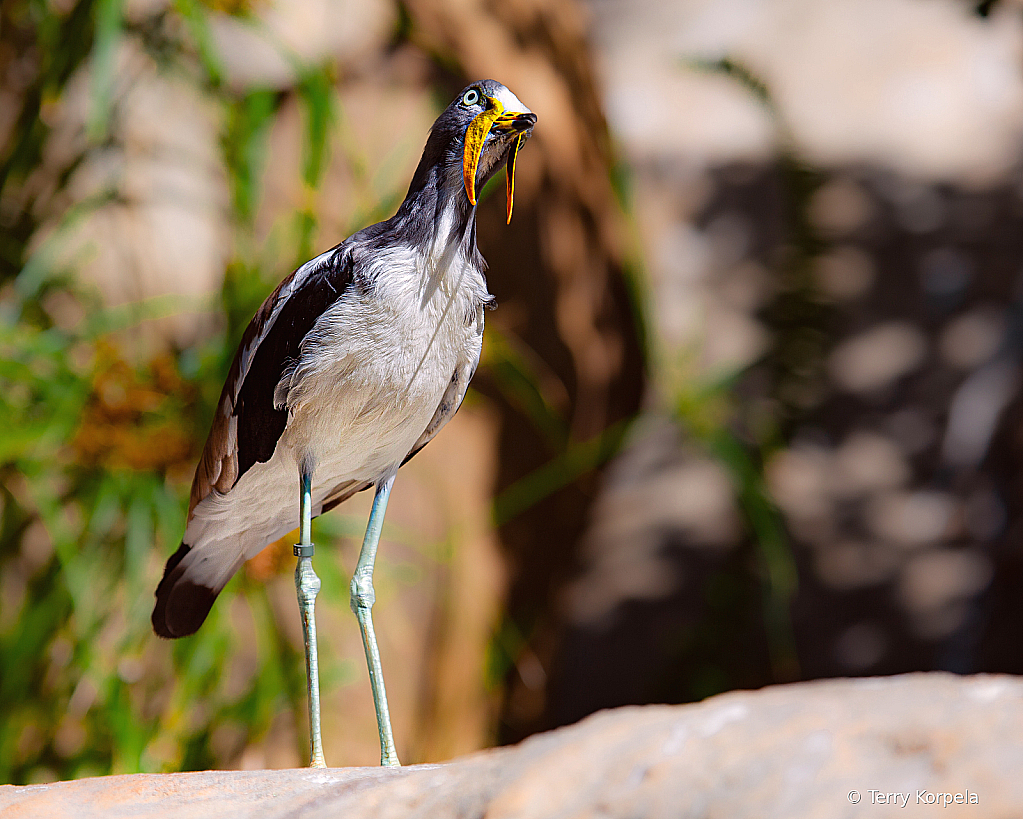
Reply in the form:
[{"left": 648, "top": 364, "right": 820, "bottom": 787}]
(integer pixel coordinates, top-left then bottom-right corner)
[{"left": 152, "top": 80, "right": 536, "bottom": 767}]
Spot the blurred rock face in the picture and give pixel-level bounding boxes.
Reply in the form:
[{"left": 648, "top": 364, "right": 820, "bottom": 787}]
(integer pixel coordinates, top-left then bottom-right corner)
[
  {"left": 208, "top": 0, "right": 394, "bottom": 92},
  {"left": 594, "top": 0, "right": 1023, "bottom": 180},
  {"left": 30, "top": 37, "right": 231, "bottom": 347},
  {"left": 28, "top": 0, "right": 414, "bottom": 349},
  {"left": 551, "top": 0, "right": 1023, "bottom": 728}
]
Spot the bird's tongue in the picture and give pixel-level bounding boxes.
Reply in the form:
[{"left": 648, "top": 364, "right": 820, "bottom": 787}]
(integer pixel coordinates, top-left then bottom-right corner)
[{"left": 504, "top": 133, "right": 524, "bottom": 225}]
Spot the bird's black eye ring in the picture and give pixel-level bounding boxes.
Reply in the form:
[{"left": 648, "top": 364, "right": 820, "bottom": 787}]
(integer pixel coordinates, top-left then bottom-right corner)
[{"left": 462, "top": 88, "right": 480, "bottom": 106}]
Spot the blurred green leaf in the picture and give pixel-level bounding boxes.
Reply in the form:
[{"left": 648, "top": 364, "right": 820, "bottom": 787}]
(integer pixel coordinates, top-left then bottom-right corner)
[
  {"left": 224, "top": 89, "right": 279, "bottom": 224},
  {"left": 87, "top": 0, "right": 123, "bottom": 141},
  {"left": 492, "top": 417, "right": 631, "bottom": 526}
]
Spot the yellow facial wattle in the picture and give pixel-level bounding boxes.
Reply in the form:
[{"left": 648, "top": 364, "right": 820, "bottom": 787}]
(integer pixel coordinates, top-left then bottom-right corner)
[
  {"left": 463, "top": 96, "right": 531, "bottom": 224},
  {"left": 462, "top": 100, "right": 505, "bottom": 208}
]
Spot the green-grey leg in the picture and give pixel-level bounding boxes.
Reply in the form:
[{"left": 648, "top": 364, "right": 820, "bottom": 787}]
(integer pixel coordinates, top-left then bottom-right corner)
[
  {"left": 295, "top": 469, "right": 326, "bottom": 768},
  {"left": 350, "top": 473, "right": 400, "bottom": 767}
]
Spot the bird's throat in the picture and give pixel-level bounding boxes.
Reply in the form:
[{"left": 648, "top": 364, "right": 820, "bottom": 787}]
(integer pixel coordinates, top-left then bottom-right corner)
[{"left": 424, "top": 199, "right": 472, "bottom": 283}]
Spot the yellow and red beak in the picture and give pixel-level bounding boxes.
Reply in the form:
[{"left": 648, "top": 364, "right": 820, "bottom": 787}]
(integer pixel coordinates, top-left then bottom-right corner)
[{"left": 463, "top": 96, "right": 537, "bottom": 223}]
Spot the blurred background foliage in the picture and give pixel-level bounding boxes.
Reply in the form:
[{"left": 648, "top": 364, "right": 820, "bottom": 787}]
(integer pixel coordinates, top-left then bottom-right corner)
[
  {"left": 1, "top": 0, "right": 642, "bottom": 781},
  {"left": 0, "top": 0, "right": 339, "bottom": 781},
  {"left": 4, "top": 0, "right": 1023, "bottom": 787}
]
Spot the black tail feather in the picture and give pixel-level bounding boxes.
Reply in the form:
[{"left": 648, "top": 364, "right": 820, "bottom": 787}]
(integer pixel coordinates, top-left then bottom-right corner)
[{"left": 152, "top": 542, "right": 219, "bottom": 639}]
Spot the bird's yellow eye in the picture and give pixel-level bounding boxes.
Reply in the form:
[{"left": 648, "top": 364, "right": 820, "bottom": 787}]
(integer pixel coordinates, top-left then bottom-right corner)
[{"left": 462, "top": 88, "right": 480, "bottom": 106}]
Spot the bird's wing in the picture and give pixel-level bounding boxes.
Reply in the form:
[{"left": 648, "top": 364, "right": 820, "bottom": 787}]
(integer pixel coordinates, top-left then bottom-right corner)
[
  {"left": 319, "top": 479, "right": 374, "bottom": 515},
  {"left": 401, "top": 357, "right": 478, "bottom": 469},
  {"left": 188, "top": 245, "right": 354, "bottom": 518}
]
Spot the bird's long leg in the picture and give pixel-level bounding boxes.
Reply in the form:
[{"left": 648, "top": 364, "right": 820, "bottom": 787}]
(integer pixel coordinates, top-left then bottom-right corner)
[
  {"left": 351, "top": 472, "right": 400, "bottom": 767},
  {"left": 295, "top": 468, "right": 327, "bottom": 768}
]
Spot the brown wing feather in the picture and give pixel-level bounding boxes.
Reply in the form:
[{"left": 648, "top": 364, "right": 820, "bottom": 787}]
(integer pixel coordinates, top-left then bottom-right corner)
[
  {"left": 186, "top": 246, "right": 355, "bottom": 519},
  {"left": 319, "top": 479, "right": 374, "bottom": 515},
  {"left": 187, "top": 267, "right": 309, "bottom": 518}
]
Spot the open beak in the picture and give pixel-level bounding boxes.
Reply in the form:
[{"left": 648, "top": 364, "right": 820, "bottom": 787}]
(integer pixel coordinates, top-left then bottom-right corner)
[{"left": 463, "top": 97, "right": 537, "bottom": 223}]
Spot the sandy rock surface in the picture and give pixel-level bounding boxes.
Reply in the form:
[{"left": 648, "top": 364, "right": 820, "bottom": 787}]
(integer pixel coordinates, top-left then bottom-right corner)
[{"left": 3, "top": 673, "right": 1019, "bottom": 818}]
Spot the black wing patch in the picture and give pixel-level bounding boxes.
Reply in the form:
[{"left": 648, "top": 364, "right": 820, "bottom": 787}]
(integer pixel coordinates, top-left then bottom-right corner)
[{"left": 234, "top": 248, "right": 354, "bottom": 480}]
